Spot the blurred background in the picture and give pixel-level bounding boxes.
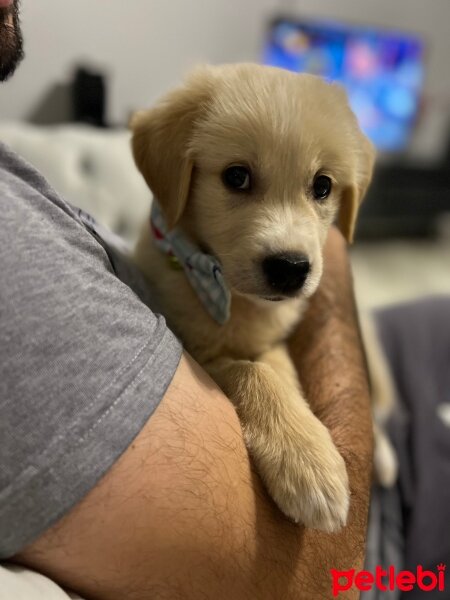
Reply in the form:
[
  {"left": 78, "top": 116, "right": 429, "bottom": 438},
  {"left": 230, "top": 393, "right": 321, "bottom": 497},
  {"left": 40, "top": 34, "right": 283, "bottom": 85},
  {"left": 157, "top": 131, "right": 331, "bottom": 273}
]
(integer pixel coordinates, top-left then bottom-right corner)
[{"left": 0, "top": 0, "right": 449, "bottom": 310}]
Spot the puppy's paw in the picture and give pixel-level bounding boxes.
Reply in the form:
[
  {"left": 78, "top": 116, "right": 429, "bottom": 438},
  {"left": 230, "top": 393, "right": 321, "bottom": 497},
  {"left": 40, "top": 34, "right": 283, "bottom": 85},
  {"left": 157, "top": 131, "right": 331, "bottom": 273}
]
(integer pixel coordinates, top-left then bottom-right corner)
[{"left": 247, "top": 420, "right": 350, "bottom": 533}]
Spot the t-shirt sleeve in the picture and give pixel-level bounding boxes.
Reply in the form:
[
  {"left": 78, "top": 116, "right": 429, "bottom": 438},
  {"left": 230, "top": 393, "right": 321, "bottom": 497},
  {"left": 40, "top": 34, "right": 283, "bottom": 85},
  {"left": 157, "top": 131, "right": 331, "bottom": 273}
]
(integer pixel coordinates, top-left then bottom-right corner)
[{"left": 0, "top": 152, "right": 182, "bottom": 558}]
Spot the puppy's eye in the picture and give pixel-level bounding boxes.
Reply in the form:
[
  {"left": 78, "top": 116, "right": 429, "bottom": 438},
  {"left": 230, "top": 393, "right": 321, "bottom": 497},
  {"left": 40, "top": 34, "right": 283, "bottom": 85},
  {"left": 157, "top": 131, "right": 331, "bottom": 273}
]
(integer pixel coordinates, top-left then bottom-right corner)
[
  {"left": 312, "top": 175, "right": 332, "bottom": 200},
  {"left": 222, "top": 165, "right": 251, "bottom": 191}
]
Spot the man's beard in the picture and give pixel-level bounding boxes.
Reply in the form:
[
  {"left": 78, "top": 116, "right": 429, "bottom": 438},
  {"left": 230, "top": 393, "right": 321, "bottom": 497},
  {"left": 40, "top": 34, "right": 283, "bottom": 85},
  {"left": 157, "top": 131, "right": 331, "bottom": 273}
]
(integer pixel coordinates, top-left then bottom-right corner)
[{"left": 0, "top": 0, "right": 24, "bottom": 82}]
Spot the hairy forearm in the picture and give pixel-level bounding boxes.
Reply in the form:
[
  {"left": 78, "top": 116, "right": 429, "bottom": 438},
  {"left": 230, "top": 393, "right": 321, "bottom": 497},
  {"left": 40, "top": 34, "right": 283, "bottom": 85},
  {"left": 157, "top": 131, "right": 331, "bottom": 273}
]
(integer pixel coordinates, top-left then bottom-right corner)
[
  {"left": 286, "top": 230, "right": 374, "bottom": 595},
  {"left": 291, "top": 232, "right": 373, "bottom": 456}
]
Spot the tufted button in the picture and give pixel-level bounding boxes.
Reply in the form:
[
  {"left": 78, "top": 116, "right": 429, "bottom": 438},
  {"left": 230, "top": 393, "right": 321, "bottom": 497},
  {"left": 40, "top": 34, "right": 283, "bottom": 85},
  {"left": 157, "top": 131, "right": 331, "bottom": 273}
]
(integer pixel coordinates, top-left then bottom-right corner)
[{"left": 79, "top": 155, "right": 95, "bottom": 176}]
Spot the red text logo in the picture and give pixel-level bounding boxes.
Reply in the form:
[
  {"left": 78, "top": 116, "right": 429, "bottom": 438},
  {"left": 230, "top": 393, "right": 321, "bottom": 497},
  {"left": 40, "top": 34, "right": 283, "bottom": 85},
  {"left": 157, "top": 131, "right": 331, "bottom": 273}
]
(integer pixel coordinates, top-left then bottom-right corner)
[{"left": 331, "top": 564, "right": 446, "bottom": 596}]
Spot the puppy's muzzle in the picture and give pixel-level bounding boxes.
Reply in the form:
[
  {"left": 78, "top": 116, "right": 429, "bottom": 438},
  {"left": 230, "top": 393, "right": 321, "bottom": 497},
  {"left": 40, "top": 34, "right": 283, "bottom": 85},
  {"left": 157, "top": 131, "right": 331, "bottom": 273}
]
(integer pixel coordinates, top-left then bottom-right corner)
[{"left": 262, "top": 253, "right": 310, "bottom": 296}]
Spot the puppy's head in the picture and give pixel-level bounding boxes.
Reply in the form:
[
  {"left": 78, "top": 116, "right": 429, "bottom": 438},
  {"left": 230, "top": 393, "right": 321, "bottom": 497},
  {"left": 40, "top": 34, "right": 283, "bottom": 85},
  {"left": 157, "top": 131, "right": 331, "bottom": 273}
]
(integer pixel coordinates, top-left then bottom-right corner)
[{"left": 131, "top": 64, "right": 375, "bottom": 302}]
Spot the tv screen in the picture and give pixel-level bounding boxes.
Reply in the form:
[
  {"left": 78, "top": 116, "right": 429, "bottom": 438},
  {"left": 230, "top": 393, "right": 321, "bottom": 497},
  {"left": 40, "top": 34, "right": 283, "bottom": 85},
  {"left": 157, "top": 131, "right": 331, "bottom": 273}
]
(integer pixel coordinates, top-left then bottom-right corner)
[{"left": 262, "top": 17, "right": 425, "bottom": 152}]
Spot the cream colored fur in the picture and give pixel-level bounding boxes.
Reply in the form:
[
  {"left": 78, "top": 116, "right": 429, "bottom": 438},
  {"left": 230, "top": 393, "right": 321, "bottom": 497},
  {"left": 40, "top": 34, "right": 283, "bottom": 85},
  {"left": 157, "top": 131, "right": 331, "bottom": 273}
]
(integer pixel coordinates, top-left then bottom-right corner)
[
  {"left": 360, "top": 314, "right": 398, "bottom": 488},
  {"left": 131, "top": 64, "right": 375, "bottom": 532}
]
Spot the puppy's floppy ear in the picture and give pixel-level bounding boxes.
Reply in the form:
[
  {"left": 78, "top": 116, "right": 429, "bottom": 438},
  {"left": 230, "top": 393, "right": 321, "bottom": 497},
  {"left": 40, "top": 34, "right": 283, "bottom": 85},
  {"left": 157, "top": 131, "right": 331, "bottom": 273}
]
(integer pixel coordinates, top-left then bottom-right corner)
[
  {"left": 338, "top": 133, "right": 376, "bottom": 243},
  {"left": 130, "top": 69, "right": 213, "bottom": 229}
]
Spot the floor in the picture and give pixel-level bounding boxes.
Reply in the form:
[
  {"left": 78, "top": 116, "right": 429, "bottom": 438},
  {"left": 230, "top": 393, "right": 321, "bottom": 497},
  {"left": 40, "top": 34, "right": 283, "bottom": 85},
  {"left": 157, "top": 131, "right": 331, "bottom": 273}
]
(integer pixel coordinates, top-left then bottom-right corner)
[{"left": 350, "top": 234, "right": 450, "bottom": 311}]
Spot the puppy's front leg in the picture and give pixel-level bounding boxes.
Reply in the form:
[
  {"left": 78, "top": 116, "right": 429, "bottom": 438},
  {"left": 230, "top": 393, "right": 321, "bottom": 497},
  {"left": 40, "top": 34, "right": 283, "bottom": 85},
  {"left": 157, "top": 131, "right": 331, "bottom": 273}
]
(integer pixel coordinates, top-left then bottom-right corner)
[{"left": 205, "top": 348, "right": 349, "bottom": 532}]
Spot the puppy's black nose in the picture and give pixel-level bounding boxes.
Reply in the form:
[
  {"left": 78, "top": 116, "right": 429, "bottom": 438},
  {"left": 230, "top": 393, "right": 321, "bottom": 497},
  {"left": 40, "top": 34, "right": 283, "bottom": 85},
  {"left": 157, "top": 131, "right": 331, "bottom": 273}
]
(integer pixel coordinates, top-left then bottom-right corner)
[{"left": 262, "top": 253, "right": 310, "bottom": 295}]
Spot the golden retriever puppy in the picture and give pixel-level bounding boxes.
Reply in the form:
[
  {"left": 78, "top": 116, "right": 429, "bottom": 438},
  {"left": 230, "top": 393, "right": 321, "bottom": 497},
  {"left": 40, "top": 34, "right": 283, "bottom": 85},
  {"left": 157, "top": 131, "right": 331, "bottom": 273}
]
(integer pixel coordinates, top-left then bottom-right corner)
[{"left": 130, "top": 64, "right": 375, "bottom": 532}]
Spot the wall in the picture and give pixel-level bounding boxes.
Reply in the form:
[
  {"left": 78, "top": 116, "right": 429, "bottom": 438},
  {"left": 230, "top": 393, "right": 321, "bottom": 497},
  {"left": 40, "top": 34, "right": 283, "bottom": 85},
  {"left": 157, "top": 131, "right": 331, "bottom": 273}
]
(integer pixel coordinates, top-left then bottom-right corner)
[
  {"left": 1, "top": 0, "right": 449, "bottom": 161},
  {"left": 0, "top": 0, "right": 278, "bottom": 123}
]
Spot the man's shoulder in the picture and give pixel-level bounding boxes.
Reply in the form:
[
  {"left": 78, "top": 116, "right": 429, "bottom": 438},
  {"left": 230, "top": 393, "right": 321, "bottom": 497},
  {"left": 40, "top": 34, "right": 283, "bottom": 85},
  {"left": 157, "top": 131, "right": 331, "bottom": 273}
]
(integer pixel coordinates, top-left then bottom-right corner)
[{"left": 0, "top": 141, "right": 160, "bottom": 312}]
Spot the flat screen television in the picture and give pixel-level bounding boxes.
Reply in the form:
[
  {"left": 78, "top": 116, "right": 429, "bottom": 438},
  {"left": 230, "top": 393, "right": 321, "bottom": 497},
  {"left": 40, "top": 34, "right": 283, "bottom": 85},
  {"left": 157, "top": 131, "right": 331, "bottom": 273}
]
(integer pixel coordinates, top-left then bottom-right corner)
[{"left": 262, "top": 17, "right": 425, "bottom": 153}]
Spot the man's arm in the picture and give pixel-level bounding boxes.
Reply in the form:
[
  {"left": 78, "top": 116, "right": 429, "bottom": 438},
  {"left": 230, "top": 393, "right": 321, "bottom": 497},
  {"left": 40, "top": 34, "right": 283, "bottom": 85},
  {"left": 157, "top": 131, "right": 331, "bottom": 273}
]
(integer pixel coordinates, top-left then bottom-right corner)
[
  {"left": 14, "top": 229, "right": 373, "bottom": 600},
  {"left": 287, "top": 228, "right": 374, "bottom": 590}
]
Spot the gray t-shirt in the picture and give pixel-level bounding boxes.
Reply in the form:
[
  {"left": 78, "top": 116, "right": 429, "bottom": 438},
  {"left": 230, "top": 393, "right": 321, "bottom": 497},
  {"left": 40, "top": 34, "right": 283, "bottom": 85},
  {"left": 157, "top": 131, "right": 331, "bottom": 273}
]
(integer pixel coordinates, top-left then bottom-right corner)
[{"left": 0, "top": 143, "right": 182, "bottom": 558}]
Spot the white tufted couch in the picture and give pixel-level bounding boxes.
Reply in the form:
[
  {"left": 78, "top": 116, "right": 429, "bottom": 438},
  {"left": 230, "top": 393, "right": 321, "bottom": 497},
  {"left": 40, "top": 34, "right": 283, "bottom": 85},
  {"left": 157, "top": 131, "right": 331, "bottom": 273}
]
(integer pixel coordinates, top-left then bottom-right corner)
[{"left": 0, "top": 122, "right": 151, "bottom": 243}]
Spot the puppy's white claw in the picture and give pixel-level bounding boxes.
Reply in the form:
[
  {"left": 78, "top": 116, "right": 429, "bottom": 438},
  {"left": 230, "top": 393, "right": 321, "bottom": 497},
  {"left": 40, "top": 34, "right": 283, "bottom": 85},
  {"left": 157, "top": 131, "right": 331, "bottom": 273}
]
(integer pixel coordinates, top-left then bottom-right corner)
[{"left": 249, "top": 424, "right": 350, "bottom": 533}]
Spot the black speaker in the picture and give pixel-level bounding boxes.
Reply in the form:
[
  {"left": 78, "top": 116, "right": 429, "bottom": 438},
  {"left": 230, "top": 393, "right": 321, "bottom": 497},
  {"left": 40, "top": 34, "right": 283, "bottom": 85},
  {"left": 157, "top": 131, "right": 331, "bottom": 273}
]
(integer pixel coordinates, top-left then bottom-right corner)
[{"left": 72, "top": 66, "right": 107, "bottom": 127}]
